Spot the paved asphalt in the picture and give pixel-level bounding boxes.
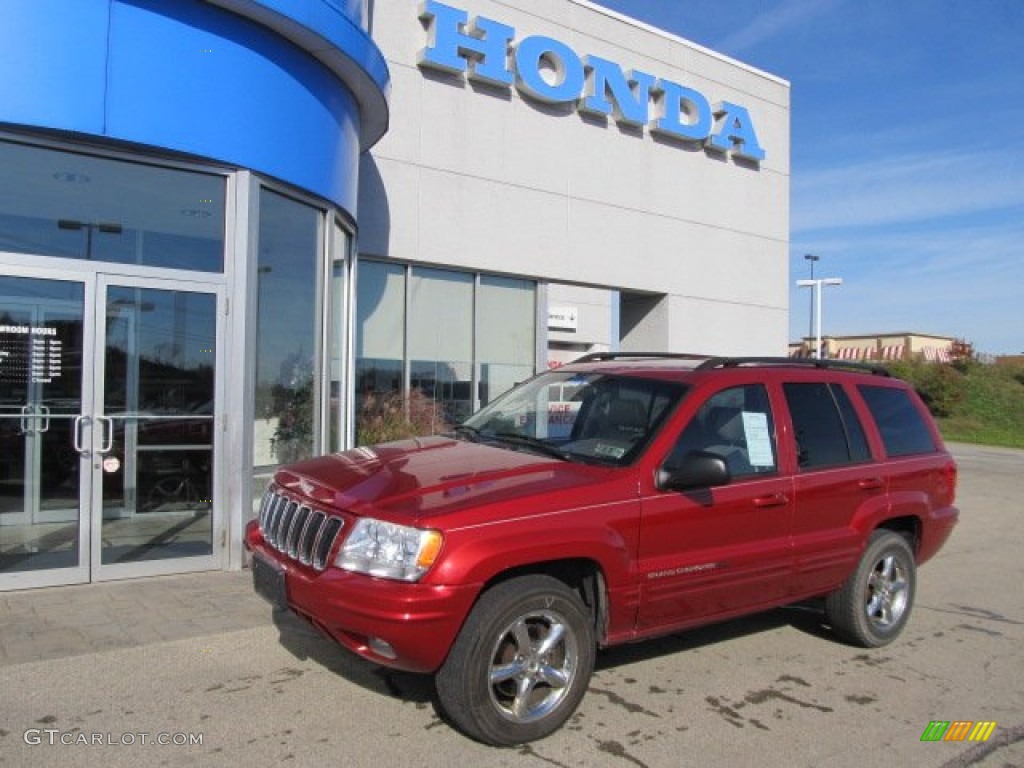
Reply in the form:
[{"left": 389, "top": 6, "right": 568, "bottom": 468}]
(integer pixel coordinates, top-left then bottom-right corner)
[{"left": 1, "top": 443, "right": 1021, "bottom": 767}]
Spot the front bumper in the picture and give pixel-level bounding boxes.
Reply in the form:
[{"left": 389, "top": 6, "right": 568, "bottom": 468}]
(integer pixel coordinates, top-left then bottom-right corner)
[{"left": 246, "top": 520, "right": 479, "bottom": 674}]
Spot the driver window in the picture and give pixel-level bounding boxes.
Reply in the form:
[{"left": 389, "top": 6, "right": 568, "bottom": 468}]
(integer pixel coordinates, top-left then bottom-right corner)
[{"left": 666, "top": 384, "right": 777, "bottom": 479}]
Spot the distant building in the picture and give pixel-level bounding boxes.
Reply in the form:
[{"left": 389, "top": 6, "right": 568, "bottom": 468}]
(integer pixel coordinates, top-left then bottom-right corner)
[{"left": 789, "top": 333, "right": 957, "bottom": 362}]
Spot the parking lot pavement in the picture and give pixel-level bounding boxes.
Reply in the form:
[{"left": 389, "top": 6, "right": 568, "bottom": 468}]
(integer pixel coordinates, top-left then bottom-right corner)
[{"left": 1, "top": 443, "right": 1022, "bottom": 768}]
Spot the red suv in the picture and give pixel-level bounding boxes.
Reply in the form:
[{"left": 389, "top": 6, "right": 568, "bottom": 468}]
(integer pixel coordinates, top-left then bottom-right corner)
[{"left": 245, "top": 355, "right": 958, "bottom": 745}]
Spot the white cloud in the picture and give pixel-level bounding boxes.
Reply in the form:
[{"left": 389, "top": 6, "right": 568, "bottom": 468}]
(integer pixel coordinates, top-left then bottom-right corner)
[
  {"left": 793, "top": 150, "right": 1024, "bottom": 233},
  {"left": 715, "top": 0, "right": 842, "bottom": 54}
]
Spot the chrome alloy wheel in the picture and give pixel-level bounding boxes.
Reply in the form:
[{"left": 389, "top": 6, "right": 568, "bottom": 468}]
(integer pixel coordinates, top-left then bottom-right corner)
[
  {"left": 488, "top": 610, "right": 579, "bottom": 723},
  {"left": 865, "top": 553, "right": 910, "bottom": 629}
]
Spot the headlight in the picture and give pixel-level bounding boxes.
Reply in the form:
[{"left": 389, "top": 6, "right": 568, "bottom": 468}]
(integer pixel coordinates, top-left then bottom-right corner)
[{"left": 334, "top": 518, "right": 443, "bottom": 582}]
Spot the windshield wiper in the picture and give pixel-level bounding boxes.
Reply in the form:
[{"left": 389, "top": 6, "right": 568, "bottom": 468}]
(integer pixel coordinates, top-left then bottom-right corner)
[
  {"left": 451, "top": 424, "right": 481, "bottom": 442},
  {"left": 490, "top": 432, "right": 570, "bottom": 461}
]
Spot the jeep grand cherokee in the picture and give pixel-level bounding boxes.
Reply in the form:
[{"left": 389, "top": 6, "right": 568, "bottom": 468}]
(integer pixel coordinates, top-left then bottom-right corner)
[{"left": 246, "top": 355, "right": 958, "bottom": 745}]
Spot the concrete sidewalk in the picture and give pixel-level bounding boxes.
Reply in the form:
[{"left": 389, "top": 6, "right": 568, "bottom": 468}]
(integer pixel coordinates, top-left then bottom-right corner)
[{"left": 0, "top": 570, "right": 269, "bottom": 666}]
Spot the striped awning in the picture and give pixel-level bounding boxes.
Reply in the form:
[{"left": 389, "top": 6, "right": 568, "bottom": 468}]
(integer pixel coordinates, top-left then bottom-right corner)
[
  {"left": 923, "top": 347, "right": 952, "bottom": 363},
  {"left": 835, "top": 347, "right": 871, "bottom": 360}
]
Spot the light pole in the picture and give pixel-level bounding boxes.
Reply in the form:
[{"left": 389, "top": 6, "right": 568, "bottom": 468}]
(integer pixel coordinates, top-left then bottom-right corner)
[
  {"left": 796, "top": 277, "right": 842, "bottom": 358},
  {"left": 803, "top": 254, "right": 819, "bottom": 343}
]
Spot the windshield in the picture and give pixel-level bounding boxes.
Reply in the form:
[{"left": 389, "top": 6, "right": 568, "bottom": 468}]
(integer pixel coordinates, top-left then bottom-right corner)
[{"left": 459, "top": 370, "right": 688, "bottom": 466}]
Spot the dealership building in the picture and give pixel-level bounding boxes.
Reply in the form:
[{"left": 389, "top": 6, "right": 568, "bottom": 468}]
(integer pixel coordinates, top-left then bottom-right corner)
[{"left": 0, "top": 0, "right": 790, "bottom": 590}]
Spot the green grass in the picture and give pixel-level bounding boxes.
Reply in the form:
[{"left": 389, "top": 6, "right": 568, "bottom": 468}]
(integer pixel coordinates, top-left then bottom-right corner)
[{"left": 887, "top": 360, "right": 1024, "bottom": 449}]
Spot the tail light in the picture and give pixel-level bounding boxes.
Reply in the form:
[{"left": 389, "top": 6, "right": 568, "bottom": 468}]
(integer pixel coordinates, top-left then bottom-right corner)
[{"left": 939, "top": 460, "right": 957, "bottom": 506}]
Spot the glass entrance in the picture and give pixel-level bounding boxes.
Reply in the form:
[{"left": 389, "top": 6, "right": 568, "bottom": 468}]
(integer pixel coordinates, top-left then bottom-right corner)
[
  {"left": 94, "top": 280, "right": 220, "bottom": 574},
  {"left": 0, "top": 272, "right": 223, "bottom": 588},
  {"left": 0, "top": 276, "right": 87, "bottom": 581}
]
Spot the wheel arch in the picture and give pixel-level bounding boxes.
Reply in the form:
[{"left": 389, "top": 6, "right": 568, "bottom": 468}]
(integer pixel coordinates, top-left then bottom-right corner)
[
  {"left": 478, "top": 558, "right": 609, "bottom": 645},
  {"left": 875, "top": 515, "right": 922, "bottom": 556}
]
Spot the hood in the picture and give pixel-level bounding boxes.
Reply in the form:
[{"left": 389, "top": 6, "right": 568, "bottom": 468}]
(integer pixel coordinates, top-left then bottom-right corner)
[{"left": 272, "top": 435, "right": 617, "bottom": 522}]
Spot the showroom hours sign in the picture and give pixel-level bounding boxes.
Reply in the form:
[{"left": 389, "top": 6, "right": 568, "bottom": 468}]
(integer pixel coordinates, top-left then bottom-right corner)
[{"left": 0, "top": 324, "right": 64, "bottom": 384}]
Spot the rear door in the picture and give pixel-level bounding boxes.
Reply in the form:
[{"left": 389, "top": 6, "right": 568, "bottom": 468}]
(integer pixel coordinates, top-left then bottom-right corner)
[
  {"left": 782, "top": 378, "right": 888, "bottom": 597},
  {"left": 637, "top": 382, "right": 793, "bottom": 631}
]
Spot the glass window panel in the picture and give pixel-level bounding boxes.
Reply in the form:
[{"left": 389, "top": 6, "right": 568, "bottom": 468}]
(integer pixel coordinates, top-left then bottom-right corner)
[
  {"left": 0, "top": 276, "right": 85, "bottom": 573},
  {"left": 354, "top": 261, "right": 406, "bottom": 445},
  {"left": 253, "top": 189, "right": 320, "bottom": 468},
  {"left": 104, "top": 287, "right": 216, "bottom": 415},
  {"left": 832, "top": 384, "right": 871, "bottom": 462},
  {"left": 477, "top": 276, "right": 535, "bottom": 406},
  {"left": 784, "top": 382, "right": 870, "bottom": 469},
  {"left": 101, "top": 286, "right": 216, "bottom": 564},
  {"left": 409, "top": 268, "right": 473, "bottom": 425},
  {"left": 327, "top": 222, "right": 350, "bottom": 453},
  {"left": 356, "top": 261, "right": 405, "bottom": 366},
  {"left": 409, "top": 268, "right": 473, "bottom": 362},
  {"left": 666, "top": 384, "right": 777, "bottom": 479},
  {"left": 858, "top": 385, "right": 937, "bottom": 457},
  {"left": 0, "top": 140, "right": 224, "bottom": 271}
]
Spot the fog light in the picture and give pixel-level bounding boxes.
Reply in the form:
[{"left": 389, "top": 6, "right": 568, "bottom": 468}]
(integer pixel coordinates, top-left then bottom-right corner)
[{"left": 368, "top": 636, "right": 397, "bottom": 660}]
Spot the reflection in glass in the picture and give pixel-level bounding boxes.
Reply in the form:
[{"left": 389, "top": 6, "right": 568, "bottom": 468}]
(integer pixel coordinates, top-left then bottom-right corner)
[
  {"left": 101, "top": 287, "right": 215, "bottom": 564},
  {"left": 355, "top": 261, "right": 405, "bottom": 444},
  {"left": 0, "top": 276, "right": 84, "bottom": 573},
  {"left": 353, "top": 261, "right": 539, "bottom": 444},
  {"left": 477, "top": 276, "right": 535, "bottom": 406},
  {"left": 253, "top": 189, "right": 320, "bottom": 467},
  {"left": 327, "top": 222, "right": 350, "bottom": 454},
  {"left": 0, "top": 140, "right": 224, "bottom": 271},
  {"left": 409, "top": 268, "right": 473, "bottom": 425}
]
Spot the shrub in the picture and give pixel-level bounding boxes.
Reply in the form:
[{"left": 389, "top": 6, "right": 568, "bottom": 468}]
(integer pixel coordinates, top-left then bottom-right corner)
[
  {"left": 356, "top": 389, "right": 452, "bottom": 446},
  {"left": 886, "top": 359, "right": 966, "bottom": 418}
]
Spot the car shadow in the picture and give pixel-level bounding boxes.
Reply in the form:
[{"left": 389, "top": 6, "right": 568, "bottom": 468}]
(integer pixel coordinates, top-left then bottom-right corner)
[
  {"left": 270, "top": 609, "right": 437, "bottom": 704},
  {"left": 269, "top": 598, "right": 836, "bottom": 720},
  {"left": 595, "top": 600, "right": 833, "bottom": 671}
]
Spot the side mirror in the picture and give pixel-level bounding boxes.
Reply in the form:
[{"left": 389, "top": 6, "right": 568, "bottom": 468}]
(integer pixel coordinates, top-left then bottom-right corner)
[{"left": 656, "top": 450, "right": 731, "bottom": 492}]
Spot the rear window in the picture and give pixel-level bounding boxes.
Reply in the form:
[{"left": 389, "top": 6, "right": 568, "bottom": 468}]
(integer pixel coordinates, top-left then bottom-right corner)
[
  {"left": 783, "top": 382, "right": 871, "bottom": 470},
  {"left": 858, "top": 385, "right": 937, "bottom": 456}
]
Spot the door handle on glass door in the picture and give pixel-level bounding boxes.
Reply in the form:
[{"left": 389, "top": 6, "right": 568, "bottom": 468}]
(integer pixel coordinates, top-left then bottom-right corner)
[
  {"left": 96, "top": 415, "right": 114, "bottom": 453},
  {"left": 73, "top": 415, "right": 90, "bottom": 455}
]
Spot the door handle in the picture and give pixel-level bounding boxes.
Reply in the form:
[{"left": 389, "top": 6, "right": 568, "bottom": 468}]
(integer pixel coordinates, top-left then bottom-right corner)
[
  {"left": 96, "top": 415, "right": 114, "bottom": 454},
  {"left": 73, "top": 415, "right": 90, "bottom": 454},
  {"left": 19, "top": 405, "right": 31, "bottom": 435},
  {"left": 37, "top": 405, "right": 50, "bottom": 433},
  {"left": 753, "top": 492, "right": 789, "bottom": 508},
  {"left": 858, "top": 477, "right": 884, "bottom": 491}
]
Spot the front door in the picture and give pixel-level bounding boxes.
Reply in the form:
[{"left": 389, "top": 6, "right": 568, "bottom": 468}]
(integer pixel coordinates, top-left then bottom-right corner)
[
  {"left": 0, "top": 270, "right": 224, "bottom": 588},
  {"left": 637, "top": 383, "right": 793, "bottom": 630}
]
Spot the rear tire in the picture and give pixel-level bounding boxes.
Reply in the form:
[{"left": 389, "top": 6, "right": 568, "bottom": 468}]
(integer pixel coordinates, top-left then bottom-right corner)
[
  {"left": 435, "top": 574, "right": 595, "bottom": 745},
  {"left": 826, "top": 530, "right": 916, "bottom": 647}
]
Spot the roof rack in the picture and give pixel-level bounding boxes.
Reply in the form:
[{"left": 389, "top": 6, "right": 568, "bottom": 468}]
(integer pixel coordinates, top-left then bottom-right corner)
[
  {"left": 572, "top": 352, "right": 709, "bottom": 363},
  {"left": 695, "top": 357, "right": 891, "bottom": 377},
  {"left": 571, "top": 353, "right": 892, "bottom": 377}
]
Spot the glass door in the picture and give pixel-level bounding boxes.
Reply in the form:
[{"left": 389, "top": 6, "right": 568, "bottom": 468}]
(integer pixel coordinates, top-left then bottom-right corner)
[
  {"left": 0, "top": 270, "right": 224, "bottom": 588},
  {"left": 91, "top": 277, "right": 223, "bottom": 579},
  {"left": 0, "top": 273, "right": 91, "bottom": 587}
]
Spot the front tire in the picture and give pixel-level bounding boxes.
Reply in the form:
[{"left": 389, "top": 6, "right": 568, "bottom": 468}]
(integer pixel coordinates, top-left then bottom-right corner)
[
  {"left": 436, "top": 574, "right": 595, "bottom": 746},
  {"left": 826, "top": 530, "right": 916, "bottom": 647}
]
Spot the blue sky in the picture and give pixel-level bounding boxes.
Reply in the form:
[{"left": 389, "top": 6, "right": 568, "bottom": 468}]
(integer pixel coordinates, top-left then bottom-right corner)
[{"left": 593, "top": 0, "right": 1024, "bottom": 355}]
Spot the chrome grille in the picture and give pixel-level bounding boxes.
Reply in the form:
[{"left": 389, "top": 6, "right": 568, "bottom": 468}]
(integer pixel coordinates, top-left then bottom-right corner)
[{"left": 258, "top": 487, "right": 344, "bottom": 571}]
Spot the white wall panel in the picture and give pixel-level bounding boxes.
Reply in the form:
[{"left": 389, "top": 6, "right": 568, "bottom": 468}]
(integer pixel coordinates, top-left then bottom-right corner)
[{"left": 362, "top": 0, "right": 791, "bottom": 355}]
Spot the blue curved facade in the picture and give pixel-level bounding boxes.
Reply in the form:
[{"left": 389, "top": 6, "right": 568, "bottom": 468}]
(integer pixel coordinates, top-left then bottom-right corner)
[
  {"left": 0, "top": 0, "right": 391, "bottom": 590},
  {"left": 1, "top": 0, "right": 389, "bottom": 212}
]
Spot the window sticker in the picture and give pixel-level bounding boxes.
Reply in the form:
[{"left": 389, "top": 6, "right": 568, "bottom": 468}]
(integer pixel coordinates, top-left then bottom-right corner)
[
  {"left": 742, "top": 411, "right": 774, "bottom": 467},
  {"left": 593, "top": 443, "right": 627, "bottom": 459}
]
